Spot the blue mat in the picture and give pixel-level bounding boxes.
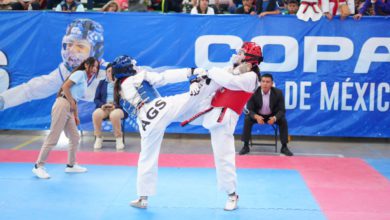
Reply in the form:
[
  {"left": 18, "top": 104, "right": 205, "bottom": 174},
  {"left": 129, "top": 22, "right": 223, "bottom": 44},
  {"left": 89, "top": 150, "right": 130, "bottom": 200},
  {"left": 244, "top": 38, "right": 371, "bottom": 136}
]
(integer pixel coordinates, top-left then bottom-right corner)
[
  {"left": 0, "top": 163, "right": 325, "bottom": 220},
  {"left": 366, "top": 159, "right": 390, "bottom": 180}
]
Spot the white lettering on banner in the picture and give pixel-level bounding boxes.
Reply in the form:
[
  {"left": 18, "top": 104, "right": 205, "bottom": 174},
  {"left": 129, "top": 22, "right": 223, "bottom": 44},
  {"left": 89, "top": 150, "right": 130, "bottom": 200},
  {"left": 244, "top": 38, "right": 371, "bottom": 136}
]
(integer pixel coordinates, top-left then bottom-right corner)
[
  {"left": 285, "top": 81, "right": 389, "bottom": 111},
  {"left": 354, "top": 38, "right": 390, "bottom": 74},
  {"left": 251, "top": 36, "right": 298, "bottom": 72},
  {"left": 370, "top": 82, "right": 375, "bottom": 111},
  {"left": 341, "top": 81, "right": 354, "bottom": 111},
  {"left": 0, "top": 51, "right": 9, "bottom": 93},
  {"left": 354, "top": 83, "right": 369, "bottom": 111},
  {"left": 285, "top": 81, "right": 312, "bottom": 110},
  {"left": 300, "top": 81, "right": 312, "bottom": 110},
  {"left": 285, "top": 81, "right": 297, "bottom": 109},
  {"left": 195, "top": 35, "right": 242, "bottom": 69},
  {"left": 304, "top": 37, "right": 353, "bottom": 73},
  {"left": 320, "top": 82, "right": 390, "bottom": 112},
  {"left": 195, "top": 35, "right": 390, "bottom": 73},
  {"left": 378, "top": 83, "right": 390, "bottom": 112},
  {"left": 320, "top": 82, "right": 339, "bottom": 110}
]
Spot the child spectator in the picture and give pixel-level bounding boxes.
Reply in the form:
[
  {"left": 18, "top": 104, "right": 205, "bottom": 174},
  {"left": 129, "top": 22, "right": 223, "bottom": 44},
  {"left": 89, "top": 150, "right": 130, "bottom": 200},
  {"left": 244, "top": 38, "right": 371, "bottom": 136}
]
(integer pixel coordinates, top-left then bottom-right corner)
[
  {"left": 281, "top": 0, "right": 299, "bottom": 14},
  {"left": 235, "top": 0, "right": 256, "bottom": 14}
]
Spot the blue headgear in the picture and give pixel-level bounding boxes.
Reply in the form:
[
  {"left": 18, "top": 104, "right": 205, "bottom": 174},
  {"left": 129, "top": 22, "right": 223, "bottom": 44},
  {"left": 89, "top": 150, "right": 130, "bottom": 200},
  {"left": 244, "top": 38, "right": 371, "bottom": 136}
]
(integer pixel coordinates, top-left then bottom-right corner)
[
  {"left": 112, "top": 55, "right": 138, "bottom": 80},
  {"left": 61, "top": 19, "right": 104, "bottom": 69}
]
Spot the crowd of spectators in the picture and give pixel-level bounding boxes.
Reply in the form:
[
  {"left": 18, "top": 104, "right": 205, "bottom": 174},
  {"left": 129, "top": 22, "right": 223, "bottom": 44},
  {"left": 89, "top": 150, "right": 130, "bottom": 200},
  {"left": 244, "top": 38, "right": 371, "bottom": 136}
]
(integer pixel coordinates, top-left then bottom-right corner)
[{"left": 0, "top": 0, "right": 388, "bottom": 19}]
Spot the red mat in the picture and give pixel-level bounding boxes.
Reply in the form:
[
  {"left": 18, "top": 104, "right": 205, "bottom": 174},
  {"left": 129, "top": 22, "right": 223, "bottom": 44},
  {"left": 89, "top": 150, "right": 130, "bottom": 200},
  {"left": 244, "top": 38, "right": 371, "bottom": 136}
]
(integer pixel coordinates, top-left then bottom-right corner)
[{"left": 1, "top": 149, "right": 390, "bottom": 220}]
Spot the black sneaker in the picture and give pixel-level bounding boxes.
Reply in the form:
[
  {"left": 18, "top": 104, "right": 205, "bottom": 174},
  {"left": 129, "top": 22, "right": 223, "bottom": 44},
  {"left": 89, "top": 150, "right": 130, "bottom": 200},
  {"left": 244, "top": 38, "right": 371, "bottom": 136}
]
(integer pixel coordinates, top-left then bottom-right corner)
[
  {"left": 280, "top": 146, "right": 293, "bottom": 156},
  {"left": 239, "top": 146, "right": 250, "bottom": 155}
]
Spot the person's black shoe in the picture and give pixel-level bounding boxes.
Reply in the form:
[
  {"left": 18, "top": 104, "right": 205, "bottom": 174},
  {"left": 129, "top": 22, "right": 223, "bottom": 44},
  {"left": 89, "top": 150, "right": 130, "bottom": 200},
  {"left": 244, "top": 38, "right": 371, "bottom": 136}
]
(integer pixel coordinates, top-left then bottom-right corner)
[
  {"left": 280, "top": 146, "right": 293, "bottom": 156},
  {"left": 239, "top": 146, "right": 250, "bottom": 155}
]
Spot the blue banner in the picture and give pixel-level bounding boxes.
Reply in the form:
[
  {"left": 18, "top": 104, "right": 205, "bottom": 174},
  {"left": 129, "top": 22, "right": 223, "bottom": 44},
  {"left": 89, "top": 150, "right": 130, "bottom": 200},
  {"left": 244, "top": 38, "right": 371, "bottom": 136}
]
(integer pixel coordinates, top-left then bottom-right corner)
[{"left": 0, "top": 12, "right": 389, "bottom": 137}]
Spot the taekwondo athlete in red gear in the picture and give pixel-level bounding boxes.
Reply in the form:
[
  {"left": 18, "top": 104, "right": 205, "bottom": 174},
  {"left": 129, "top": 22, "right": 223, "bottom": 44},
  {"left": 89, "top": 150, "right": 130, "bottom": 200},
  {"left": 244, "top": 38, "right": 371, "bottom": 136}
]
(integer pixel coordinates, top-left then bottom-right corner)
[{"left": 183, "top": 42, "right": 263, "bottom": 211}]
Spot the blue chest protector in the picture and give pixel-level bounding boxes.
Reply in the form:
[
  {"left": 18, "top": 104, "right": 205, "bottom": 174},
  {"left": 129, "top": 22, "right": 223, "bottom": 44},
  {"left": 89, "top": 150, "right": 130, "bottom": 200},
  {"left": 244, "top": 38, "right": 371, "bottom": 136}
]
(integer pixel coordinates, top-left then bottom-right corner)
[
  {"left": 138, "top": 80, "right": 160, "bottom": 103},
  {"left": 120, "top": 80, "right": 161, "bottom": 115}
]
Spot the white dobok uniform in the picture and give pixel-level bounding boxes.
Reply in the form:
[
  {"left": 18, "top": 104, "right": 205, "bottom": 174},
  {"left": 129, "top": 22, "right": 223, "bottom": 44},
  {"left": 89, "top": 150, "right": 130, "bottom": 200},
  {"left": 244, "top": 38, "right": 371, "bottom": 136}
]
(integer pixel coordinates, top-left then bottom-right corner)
[
  {"left": 120, "top": 66, "right": 257, "bottom": 196},
  {"left": 121, "top": 68, "right": 206, "bottom": 196},
  {"left": 195, "top": 67, "right": 258, "bottom": 194}
]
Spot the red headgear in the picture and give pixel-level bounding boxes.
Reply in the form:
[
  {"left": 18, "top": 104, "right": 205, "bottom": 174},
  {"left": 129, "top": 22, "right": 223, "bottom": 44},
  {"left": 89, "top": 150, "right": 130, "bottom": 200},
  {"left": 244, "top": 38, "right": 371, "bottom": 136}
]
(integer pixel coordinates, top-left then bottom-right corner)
[{"left": 241, "top": 42, "right": 263, "bottom": 65}]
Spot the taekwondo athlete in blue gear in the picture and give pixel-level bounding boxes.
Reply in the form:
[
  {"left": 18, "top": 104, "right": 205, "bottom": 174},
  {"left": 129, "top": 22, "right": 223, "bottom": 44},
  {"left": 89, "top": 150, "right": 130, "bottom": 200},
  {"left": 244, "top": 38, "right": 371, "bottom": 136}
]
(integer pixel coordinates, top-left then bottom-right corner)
[
  {"left": 0, "top": 18, "right": 106, "bottom": 111},
  {"left": 115, "top": 44, "right": 262, "bottom": 210},
  {"left": 112, "top": 55, "right": 216, "bottom": 209}
]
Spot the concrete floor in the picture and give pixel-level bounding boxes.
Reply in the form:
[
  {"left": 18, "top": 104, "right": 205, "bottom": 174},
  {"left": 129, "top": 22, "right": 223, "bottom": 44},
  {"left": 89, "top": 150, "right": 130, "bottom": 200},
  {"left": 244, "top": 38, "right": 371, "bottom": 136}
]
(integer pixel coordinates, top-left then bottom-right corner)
[{"left": 1, "top": 130, "right": 389, "bottom": 159}]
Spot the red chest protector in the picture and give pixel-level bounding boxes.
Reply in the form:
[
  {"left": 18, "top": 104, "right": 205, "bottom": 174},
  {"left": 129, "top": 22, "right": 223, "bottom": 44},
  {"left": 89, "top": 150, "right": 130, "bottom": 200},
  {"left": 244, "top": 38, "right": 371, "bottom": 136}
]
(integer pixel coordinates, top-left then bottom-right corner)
[{"left": 211, "top": 88, "right": 253, "bottom": 115}]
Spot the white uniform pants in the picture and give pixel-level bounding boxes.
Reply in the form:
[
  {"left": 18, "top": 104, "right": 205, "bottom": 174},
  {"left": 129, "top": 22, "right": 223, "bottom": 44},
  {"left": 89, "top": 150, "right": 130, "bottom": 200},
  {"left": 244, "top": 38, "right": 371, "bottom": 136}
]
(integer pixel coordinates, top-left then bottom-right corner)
[
  {"left": 210, "top": 124, "right": 237, "bottom": 195},
  {"left": 136, "top": 83, "right": 226, "bottom": 196},
  {"left": 136, "top": 93, "right": 191, "bottom": 196},
  {"left": 202, "top": 107, "right": 239, "bottom": 195}
]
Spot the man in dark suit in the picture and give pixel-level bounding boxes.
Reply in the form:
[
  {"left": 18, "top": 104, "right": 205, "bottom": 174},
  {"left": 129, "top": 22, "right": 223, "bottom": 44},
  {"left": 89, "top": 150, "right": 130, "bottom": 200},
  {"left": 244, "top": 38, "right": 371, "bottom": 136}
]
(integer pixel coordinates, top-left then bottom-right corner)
[{"left": 239, "top": 73, "right": 293, "bottom": 156}]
